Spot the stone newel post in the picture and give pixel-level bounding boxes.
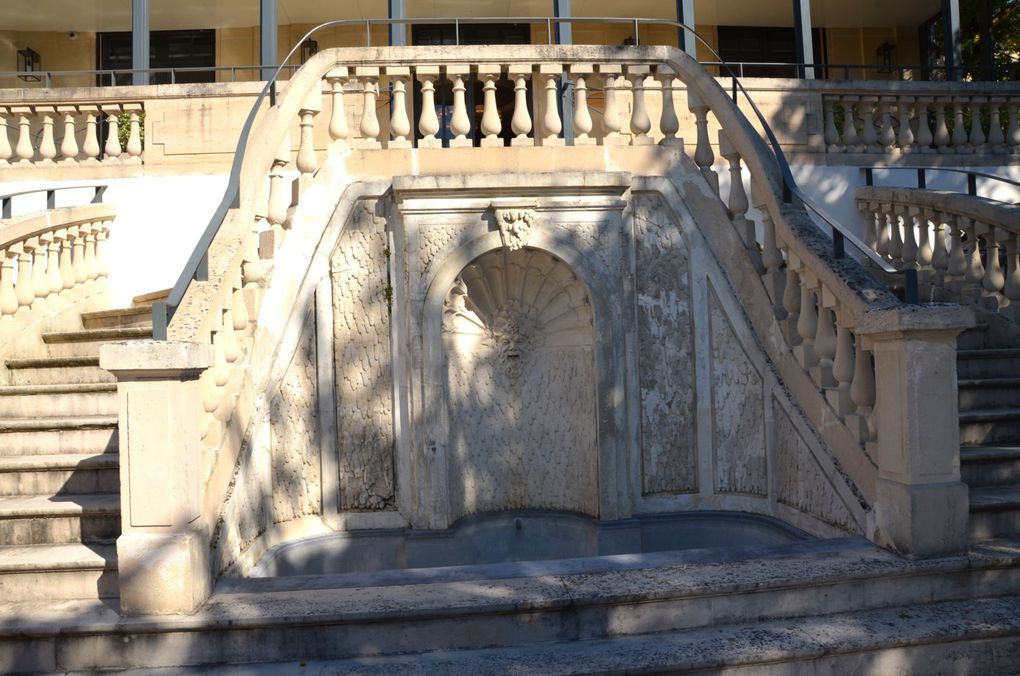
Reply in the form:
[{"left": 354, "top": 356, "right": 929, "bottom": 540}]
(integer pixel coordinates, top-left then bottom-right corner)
[
  {"left": 100, "top": 340, "right": 213, "bottom": 615},
  {"left": 856, "top": 305, "right": 975, "bottom": 558}
]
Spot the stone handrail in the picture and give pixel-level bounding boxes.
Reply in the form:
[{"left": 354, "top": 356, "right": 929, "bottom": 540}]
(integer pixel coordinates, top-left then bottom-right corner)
[
  {"left": 856, "top": 187, "right": 1020, "bottom": 311},
  {"left": 821, "top": 83, "right": 1020, "bottom": 157},
  {"left": 0, "top": 202, "right": 112, "bottom": 319},
  {"left": 103, "top": 43, "right": 976, "bottom": 614},
  {"left": 0, "top": 101, "right": 143, "bottom": 167}
]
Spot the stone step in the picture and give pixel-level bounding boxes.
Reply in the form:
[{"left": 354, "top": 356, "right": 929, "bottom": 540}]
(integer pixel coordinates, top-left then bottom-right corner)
[
  {"left": 131, "top": 288, "right": 171, "bottom": 308},
  {"left": 0, "top": 453, "right": 119, "bottom": 496},
  {"left": 2, "top": 538, "right": 1017, "bottom": 674},
  {"left": 0, "top": 383, "right": 118, "bottom": 418},
  {"left": 969, "top": 486, "right": 1020, "bottom": 541},
  {"left": 42, "top": 327, "right": 152, "bottom": 359},
  {"left": 0, "top": 416, "right": 118, "bottom": 456},
  {"left": 0, "top": 543, "right": 117, "bottom": 603},
  {"left": 961, "top": 446, "right": 1020, "bottom": 487},
  {"left": 957, "top": 348, "right": 1020, "bottom": 380},
  {"left": 959, "top": 407, "right": 1020, "bottom": 446},
  {"left": 956, "top": 323, "right": 990, "bottom": 351},
  {"left": 0, "top": 494, "right": 120, "bottom": 545},
  {"left": 80, "top": 307, "right": 154, "bottom": 331},
  {"left": 958, "top": 377, "right": 1020, "bottom": 411},
  {"left": 6, "top": 356, "right": 114, "bottom": 386},
  {"left": 121, "top": 596, "right": 1020, "bottom": 676}
]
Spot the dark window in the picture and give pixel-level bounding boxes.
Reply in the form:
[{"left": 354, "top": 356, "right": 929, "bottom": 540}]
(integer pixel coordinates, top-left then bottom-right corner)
[
  {"left": 717, "top": 26, "right": 825, "bottom": 78},
  {"left": 97, "top": 29, "right": 216, "bottom": 86}
]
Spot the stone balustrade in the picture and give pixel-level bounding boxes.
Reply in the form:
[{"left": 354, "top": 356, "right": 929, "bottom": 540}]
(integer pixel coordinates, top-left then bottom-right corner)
[
  {"left": 823, "top": 92, "right": 1020, "bottom": 157},
  {"left": 856, "top": 187, "right": 1020, "bottom": 316},
  {"left": 0, "top": 102, "right": 144, "bottom": 167},
  {"left": 0, "top": 202, "right": 112, "bottom": 321}
]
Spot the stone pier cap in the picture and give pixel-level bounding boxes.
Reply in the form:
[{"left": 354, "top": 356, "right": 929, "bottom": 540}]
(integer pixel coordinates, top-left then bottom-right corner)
[{"left": 100, "top": 340, "right": 212, "bottom": 379}]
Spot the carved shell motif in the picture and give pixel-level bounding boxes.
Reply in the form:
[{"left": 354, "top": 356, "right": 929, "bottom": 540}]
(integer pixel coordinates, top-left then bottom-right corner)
[{"left": 443, "top": 248, "right": 594, "bottom": 378}]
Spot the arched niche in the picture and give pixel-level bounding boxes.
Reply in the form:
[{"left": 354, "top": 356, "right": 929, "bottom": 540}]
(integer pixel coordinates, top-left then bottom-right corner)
[{"left": 440, "top": 247, "right": 598, "bottom": 520}]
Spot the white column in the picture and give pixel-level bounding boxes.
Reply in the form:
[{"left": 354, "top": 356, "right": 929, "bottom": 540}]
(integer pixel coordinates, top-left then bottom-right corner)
[{"left": 792, "top": 0, "right": 815, "bottom": 79}]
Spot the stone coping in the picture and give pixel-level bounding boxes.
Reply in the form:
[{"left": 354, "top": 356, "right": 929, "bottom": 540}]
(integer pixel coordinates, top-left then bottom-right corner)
[{"left": 2, "top": 537, "right": 1018, "bottom": 636}]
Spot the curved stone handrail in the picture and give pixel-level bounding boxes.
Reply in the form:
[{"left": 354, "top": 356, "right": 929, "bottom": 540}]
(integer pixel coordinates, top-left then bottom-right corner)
[{"left": 856, "top": 186, "right": 1020, "bottom": 309}]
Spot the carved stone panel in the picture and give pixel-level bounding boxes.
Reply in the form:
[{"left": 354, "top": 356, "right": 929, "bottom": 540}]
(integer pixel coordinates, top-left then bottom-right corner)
[
  {"left": 709, "top": 286, "right": 767, "bottom": 496},
  {"left": 634, "top": 199, "right": 698, "bottom": 495},
  {"left": 331, "top": 207, "right": 395, "bottom": 511},
  {"left": 442, "top": 247, "right": 598, "bottom": 520},
  {"left": 774, "top": 398, "right": 858, "bottom": 532},
  {"left": 270, "top": 308, "right": 322, "bottom": 520}
]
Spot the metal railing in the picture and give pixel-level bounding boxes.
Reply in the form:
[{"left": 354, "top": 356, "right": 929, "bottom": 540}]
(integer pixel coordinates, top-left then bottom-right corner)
[
  {"left": 1, "top": 184, "right": 106, "bottom": 219},
  {"left": 862, "top": 166, "right": 1020, "bottom": 204},
  {"left": 150, "top": 16, "right": 922, "bottom": 338}
]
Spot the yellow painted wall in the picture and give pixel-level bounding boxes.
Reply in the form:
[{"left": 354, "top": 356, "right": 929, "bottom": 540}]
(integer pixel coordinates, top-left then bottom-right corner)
[{"left": 0, "top": 30, "right": 96, "bottom": 87}]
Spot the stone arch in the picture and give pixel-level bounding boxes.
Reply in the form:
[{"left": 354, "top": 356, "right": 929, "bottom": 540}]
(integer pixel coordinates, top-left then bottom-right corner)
[{"left": 419, "top": 228, "right": 629, "bottom": 526}]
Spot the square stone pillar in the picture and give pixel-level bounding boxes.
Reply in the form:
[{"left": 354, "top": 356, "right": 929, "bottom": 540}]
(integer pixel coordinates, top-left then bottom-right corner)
[
  {"left": 856, "top": 305, "right": 974, "bottom": 558},
  {"left": 100, "top": 340, "right": 213, "bottom": 615}
]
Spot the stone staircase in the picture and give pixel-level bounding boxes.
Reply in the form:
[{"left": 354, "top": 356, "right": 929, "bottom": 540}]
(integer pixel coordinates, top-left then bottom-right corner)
[
  {"left": 958, "top": 325, "right": 1020, "bottom": 543},
  {"left": 0, "top": 295, "right": 157, "bottom": 604}
]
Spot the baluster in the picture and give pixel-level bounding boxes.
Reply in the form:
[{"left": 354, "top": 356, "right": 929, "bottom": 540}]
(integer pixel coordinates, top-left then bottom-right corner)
[
  {"left": 815, "top": 305, "right": 837, "bottom": 387},
  {"left": 211, "top": 317, "right": 230, "bottom": 388},
  {"left": 355, "top": 68, "right": 381, "bottom": 149},
  {"left": 125, "top": 107, "right": 143, "bottom": 163},
  {"left": 417, "top": 66, "right": 442, "bottom": 149},
  {"left": 13, "top": 108, "right": 34, "bottom": 164},
  {"left": 948, "top": 216, "right": 968, "bottom": 278},
  {"left": 1004, "top": 236, "right": 1020, "bottom": 303},
  {"left": 477, "top": 64, "right": 502, "bottom": 148},
  {"left": 932, "top": 215, "right": 950, "bottom": 273},
  {"left": 859, "top": 97, "right": 879, "bottom": 153},
  {"left": 965, "top": 221, "right": 986, "bottom": 285},
  {"left": 983, "top": 230, "right": 1005, "bottom": 295},
  {"left": 29, "top": 235, "right": 48, "bottom": 304},
  {"left": 58, "top": 228, "right": 74, "bottom": 289},
  {"left": 1007, "top": 101, "right": 1020, "bottom": 153},
  {"left": 917, "top": 208, "right": 933, "bottom": 266},
  {"left": 841, "top": 96, "right": 861, "bottom": 152},
  {"left": 888, "top": 205, "right": 905, "bottom": 262},
  {"left": 878, "top": 97, "right": 896, "bottom": 152},
  {"left": 507, "top": 65, "right": 532, "bottom": 147},
  {"left": 296, "top": 90, "right": 321, "bottom": 176},
  {"left": 103, "top": 107, "right": 122, "bottom": 162},
  {"left": 57, "top": 106, "right": 79, "bottom": 163},
  {"left": 571, "top": 64, "right": 595, "bottom": 146},
  {"left": 600, "top": 65, "right": 624, "bottom": 145},
  {"left": 719, "top": 131, "right": 760, "bottom": 272},
  {"left": 987, "top": 98, "right": 1005, "bottom": 151},
  {"left": 655, "top": 65, "right": 680, "bottom": 147},
  {"left": 326, "top": 68, "right": 350, "bottom": 152},
  {"left": 933, "top": 100, "right": 950, "bottom": 153},
  {"left": 200, "top": 368, "right": 219, "bottom": 444},
  {"left": 232, "top": 272, "right": 249, "bottom": 331},
  {"left": 759, "top": 207, "right": 786, "bottom": 318},
  {"left": 832, "top": 322, "right": 856, "bottom": 416},
  {"left": 36, "top": 108, "right": 57, "bottom": 164},
  {"left": 875, "top": 204, "right": 891, "bottom": 257},
  {"left": 901, "top": 206, "right": 919, "bottom": 266},
  {"left": 82, "top": 108, "right": 101, "bottom": 164},
  {"left": 968, "top": 97, "right": 986, "bottom": 152},
  {"left": 0, "top": 108, "right": 11, "bottom": 165},
  {"left": 46, "top": 233, "right": 62, "bottom": 297},
  {"left": 861, "top": 201, "right": 879, "bottom": 252},
  {"left": 538, "top": 64, "right": 563, "bottom": 146},
  {"left": 83, "top": 224, "right": 99, "bottom": 282},
  {"left": 95, "top": 222, "right": 110, "bottom": 278},
  {"left": 896, "top": 97, "right": 914, "bottom": 152},
  {"left": 15, "top": 243, "right": 34, "bottom": 310},
  {"left": 0, "top": 249, "right": 18, "bottom": 317},
  {"left": 221, "top": 306, "right": 240, "bottom": 364},
  {"left": 387, "top": 66, "right": 412, "bottom": 149},
  {"left": 689, "top": 91, "right": 718, "bottom": 194},
  {"left": 823, "top": 98, "right": 841, "bottom": 152},
  {"left": 915, "top": 97, "right": 933, "bottom": 153},
  {"left": 797, "top": 284, "right": 819, "bottom": 369},
  {"left": 850, "top": 337, "right": 876, "bottom": 441},
  {"left": 626, "top": 65, "right": 651, "bottom": 145},
  {"left": 448, "top": 65, "right": 472, "bottom": 148},
  {"left": 783, "top": 267, "right": 802, "bottom": 346},
  {"left": 951, "top": 99, "right": 968, "bottom": 152},
  {"left": 267, "top": 135, "right": 291, "bottom": 231},
  {"left": 242, "top": 214, "right": 265, "bottom": 287}
]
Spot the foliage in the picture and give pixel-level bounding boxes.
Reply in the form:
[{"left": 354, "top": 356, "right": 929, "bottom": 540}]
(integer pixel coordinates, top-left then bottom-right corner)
[{"left": 116, "top": 111, "right": 144, "bottom": 149}]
